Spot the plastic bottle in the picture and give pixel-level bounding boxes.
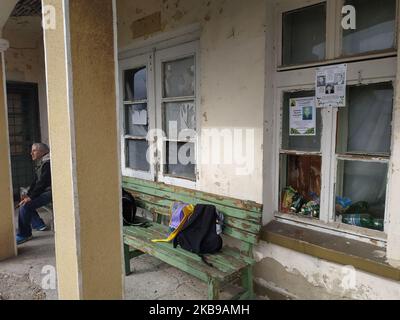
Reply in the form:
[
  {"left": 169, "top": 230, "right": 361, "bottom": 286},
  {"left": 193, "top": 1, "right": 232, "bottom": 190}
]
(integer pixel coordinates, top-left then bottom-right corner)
[
  {"left": 341, "top": 214, "right": 383, "bottom": 231},
  {"left": 342, "top": 214, "right": 371, "bottom": 227}
]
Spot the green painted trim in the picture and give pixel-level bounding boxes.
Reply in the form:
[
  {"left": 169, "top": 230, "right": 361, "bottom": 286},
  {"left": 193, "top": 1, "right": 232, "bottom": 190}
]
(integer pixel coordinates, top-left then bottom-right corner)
[{"left": 262, "top": 230, "right": 400, "bottom": 282}]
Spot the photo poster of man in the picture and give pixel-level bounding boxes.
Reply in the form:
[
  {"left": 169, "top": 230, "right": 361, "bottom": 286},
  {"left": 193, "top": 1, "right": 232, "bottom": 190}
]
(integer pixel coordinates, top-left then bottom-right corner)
[
  {"left": 289, "top": 97, "right": 316, "bottom": 136},
  {"left": 316, "top": 64, "right": 347, "bottom": 108}
]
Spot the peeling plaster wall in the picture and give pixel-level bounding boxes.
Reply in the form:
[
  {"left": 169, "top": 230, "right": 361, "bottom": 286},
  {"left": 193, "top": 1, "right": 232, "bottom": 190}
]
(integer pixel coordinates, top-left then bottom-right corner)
[
  {"left": 117, "top": 0, "right": 265, "bottom": 203},
  {"left": 253, "top": 242, "right": 400, "bottom": 300},
  {"left": 3, "top": 17, "right": 48, "bottom": 144}
]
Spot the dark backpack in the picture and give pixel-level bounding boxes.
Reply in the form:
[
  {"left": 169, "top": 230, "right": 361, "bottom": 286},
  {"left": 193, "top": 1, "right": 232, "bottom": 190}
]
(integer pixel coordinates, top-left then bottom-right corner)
[
  {"left": 173, "top": 204, "right": 223, "bottom": 256},
  {"left": 122, "top": 188, "right": 137, "bottom": 226}
]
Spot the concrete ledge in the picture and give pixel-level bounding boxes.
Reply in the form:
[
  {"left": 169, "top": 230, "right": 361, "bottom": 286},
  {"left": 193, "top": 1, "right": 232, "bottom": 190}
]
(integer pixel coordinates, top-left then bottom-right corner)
[{"left": 261, "top": 221, "right": 400, "bottom": 282}]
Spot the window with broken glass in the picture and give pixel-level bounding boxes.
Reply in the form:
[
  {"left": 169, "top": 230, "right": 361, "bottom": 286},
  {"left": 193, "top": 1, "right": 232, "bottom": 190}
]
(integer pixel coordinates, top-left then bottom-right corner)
[
  {"left": 120, "top": 42, "right": 199, "bottom": 187},
  {"left": 123, "top": 66, "right": 150, "bottom": 173},
  {"left": 275, "top": 0, "right": 397, "bottom": 236},
  {"left": 161, "top": 56, "right": 197, "bottom": 181}
]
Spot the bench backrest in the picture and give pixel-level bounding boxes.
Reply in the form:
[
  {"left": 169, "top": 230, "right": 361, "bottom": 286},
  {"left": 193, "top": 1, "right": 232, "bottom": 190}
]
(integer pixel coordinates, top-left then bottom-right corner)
[{"left": 122, "top": 177, "right": 263, "bottom": 255}]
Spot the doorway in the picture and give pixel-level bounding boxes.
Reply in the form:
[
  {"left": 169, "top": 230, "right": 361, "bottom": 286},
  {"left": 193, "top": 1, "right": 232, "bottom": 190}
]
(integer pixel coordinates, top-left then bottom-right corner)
[{"left": 7, "top": 82, "right": 41, "bottom": 200}]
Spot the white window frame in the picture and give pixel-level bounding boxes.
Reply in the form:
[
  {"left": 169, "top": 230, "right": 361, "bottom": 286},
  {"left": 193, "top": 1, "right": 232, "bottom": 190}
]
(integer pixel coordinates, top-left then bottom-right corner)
[
  {"left": 271, "top": 0, "right": 399, "bottom": 244},
  {"left": 155, "top": 41, "right": 201, "bottom": 189},
  {"left": 276, "top": 0, "right": 399, "bottom": 71},
  {"left": 119, "top": 53, "right": 156, "bottom": 181},
  {"left": 119, "top": 40, "right": 200, "bottom": 189}
]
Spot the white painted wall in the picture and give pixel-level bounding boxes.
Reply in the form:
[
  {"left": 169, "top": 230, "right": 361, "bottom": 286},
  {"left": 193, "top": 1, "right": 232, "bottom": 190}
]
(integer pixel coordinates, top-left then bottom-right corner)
[
  {"left": 3, "top": 17, "right": 48, "bottom": 144},
  {"left": 254, "top": 242, "right": 400, "bottom": 300},
  {"left": 117, "top": 0, "right": 266, "bottom": 203}
]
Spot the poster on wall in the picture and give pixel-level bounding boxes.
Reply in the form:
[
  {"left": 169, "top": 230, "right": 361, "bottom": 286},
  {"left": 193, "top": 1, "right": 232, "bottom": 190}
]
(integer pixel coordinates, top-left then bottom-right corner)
[
  {"left": 316, "top": 64, "right": 347, "bottom": 108},
  {"left": 289, "top": 97, "right": 316, "bottom": 136}
]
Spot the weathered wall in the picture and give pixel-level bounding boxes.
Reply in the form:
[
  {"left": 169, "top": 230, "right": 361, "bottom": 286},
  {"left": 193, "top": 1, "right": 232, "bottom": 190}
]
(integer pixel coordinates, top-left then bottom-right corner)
[
  {"left": 3, "top": 17, "right": 48, "bottom": 144},
  {"left": 117, "top": 0, "right": 265, "bottom": 203},
  {"left": 254, "top": 242, "right": 400, "bottom": 300}
]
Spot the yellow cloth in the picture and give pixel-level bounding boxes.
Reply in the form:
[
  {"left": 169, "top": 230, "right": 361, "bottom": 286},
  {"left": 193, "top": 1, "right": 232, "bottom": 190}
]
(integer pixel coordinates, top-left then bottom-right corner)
[{"left": 152, "top": 204, "right": 194, "bottom": 243}]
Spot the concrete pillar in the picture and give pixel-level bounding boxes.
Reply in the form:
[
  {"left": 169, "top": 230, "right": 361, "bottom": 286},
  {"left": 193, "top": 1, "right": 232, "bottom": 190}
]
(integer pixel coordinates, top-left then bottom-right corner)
[
  {"left": 0, "top": 38, "right": 17, "bottom": 261},
  {"left": 42, "top": 0, "right": 123, "bottom": 299}
]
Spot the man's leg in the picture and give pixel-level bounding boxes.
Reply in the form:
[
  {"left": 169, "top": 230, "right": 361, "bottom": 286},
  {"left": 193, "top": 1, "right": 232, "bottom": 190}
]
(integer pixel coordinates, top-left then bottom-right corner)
[
  {"left": 18, "top": 192, "right": 52, "bottom": 239},
  {"left": 18, "top": 205, "right": 34, "bottom": 238},
  {"left": 31, "top": 212, "right": 46, "bottom": 230}
]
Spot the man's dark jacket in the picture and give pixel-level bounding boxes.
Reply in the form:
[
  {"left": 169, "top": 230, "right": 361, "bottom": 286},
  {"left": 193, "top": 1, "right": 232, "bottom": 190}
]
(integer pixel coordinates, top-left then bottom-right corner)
[{"left": 27, "top": 153, "right": 52, "bottom": 200}]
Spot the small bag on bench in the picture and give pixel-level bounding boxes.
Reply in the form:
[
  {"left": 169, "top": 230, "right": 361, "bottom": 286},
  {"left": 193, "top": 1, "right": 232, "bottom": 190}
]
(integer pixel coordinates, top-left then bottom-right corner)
[
  {"left": 122, "top": 188, "right": 151, "bottom": 227},
  {"left": 152, "top": 202, "right": 194, "bottom": 243}
]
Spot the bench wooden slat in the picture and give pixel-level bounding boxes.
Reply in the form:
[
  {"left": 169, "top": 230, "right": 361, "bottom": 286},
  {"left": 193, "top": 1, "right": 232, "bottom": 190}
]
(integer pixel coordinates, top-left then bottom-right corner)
[
  {"left": 132, "top": 191, "right": 261, "bottom": 235},
  {"left": 124, "top": 232, "right": 246, "bottom": 283},
  {"left": 123, "top": 177, "right": 262, "bottom": 216},
  {"left": 124, "top": 225, "right": 246, "bottom": 274},
  {"left": 131, "top": 194, "right": 259, "bottom": 244},
  {"left": 124, "top": 236, "right": 220, "bottom": 282},
  {"left": 222, "top": 247, "right": 256, "bottom": 265},
  {"left": 133, "top": 223, "right": 253, "bottom": 272},
  {"left": 127, "top": 185, "right": 261, "bottom": 222},
  {"left": 223, "top": 226, "right": 258, "bottom": 244}
]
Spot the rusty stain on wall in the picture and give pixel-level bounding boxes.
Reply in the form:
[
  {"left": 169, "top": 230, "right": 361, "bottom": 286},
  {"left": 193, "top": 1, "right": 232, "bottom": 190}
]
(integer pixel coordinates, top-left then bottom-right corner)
[{"left": 130, "top": 12, "right": 162, "bottom": 40}]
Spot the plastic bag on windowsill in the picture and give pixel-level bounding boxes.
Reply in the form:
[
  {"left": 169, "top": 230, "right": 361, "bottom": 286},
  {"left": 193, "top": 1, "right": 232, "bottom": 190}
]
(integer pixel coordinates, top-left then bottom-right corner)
[
  {"left": 336, "top": 196, "right": 352, "bottom": 214},
  {"left": 281, "top": 186, "right": 297, "bottom": 213}
]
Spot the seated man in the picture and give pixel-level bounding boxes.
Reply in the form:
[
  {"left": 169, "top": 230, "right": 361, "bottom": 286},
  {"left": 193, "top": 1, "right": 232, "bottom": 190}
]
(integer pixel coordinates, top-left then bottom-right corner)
[{"left": 16, "top": 143, "right": 52, "bottom": 245}]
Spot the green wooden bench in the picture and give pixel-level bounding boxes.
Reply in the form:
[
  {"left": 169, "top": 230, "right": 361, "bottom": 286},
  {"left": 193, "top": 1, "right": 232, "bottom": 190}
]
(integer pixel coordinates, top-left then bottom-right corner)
[{"left": 122, "top": 177, "right": 263, "bottom": 300}]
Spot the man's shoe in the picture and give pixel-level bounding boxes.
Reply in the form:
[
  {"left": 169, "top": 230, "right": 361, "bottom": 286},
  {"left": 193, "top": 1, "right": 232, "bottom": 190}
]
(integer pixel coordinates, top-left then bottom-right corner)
[
  {"left": 16, "top": 235, "right": 33, "bottom": 245},
  {"left": 36, "top": 225, "right": 48, "bottom": 232}
]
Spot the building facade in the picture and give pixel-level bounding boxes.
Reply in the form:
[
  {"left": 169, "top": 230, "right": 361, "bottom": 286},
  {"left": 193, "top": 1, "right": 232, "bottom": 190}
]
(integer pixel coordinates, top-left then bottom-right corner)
[{"left": 0, "top": 0, "right": 400, "bottom": 299}]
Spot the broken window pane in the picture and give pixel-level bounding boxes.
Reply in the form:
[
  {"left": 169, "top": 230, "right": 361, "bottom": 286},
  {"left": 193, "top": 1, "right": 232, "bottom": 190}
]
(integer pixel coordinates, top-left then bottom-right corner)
[
  {"left": 125, "top": 104, "right": 148, "bottom": 137},
  {"left": 282, "top": 91, "right": 322, "bottom": 152},
  {"left": 279, "top": 154, "right": 321, "bottom": 218},
  {"left": 164, "top": 57, "right": 195, "bottom": 98},
  {"left": 164, "top": 101, "right": 196, "bottom": 139},
  {"left": 336, "top": 160, "right": 387, "bottom": 231},
  {"left": 165, "top": 142, "right": 196, "bottom": 180},
  {"left": 337, "top": 83, "right": 393, "bottom": 156},
  {"left": 342, "top": 0, "right": 396, "bottom": 56},
  {"left": 282, "top": 3, "right": 326, "bottom": 65},
  {"left": 127, "top": 139, "right": 150, "bottom": 172},
  {"left": 124, "top": 67, "right": 147, "bottom": 101}
]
